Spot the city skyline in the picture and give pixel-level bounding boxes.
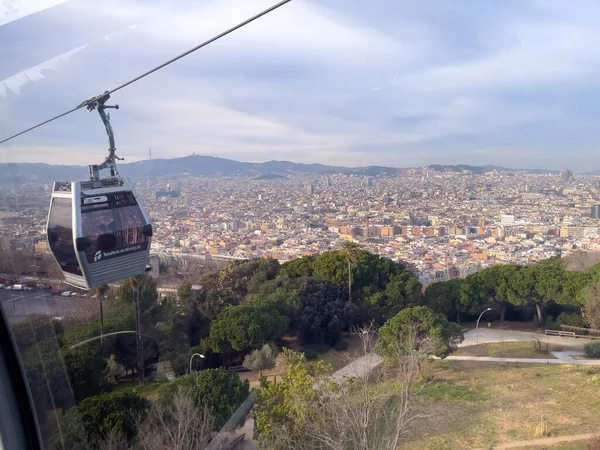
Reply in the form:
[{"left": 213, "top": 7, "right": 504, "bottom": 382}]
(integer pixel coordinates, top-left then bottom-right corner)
[{"left": 3, "top": 1, "right": 600, "bottom": 171}]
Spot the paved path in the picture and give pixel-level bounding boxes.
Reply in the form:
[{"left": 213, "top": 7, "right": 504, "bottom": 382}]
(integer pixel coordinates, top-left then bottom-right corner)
[
  {"left": 472, "top": 432, "right": 596, "bottom": 449},
  {"left": 446, "top": 354, "right": 600, "bottom": 365},
  {"left": 461, "top": 328, "right": 593, "bottom": 349},
  {"left": 330, "top": 352, "right": 383, "bottom": 382}
]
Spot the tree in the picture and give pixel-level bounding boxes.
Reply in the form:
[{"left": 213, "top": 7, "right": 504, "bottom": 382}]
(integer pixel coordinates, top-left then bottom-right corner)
[
  {"left": 208, "top": 303, "right": 289, "bottom": 353},
  {"left": 293, "top": 278, "right": 358, "bottom": 345},
  {"left": 243, "top": 343, "right": 277, "bottom": 372},
  {"left": 582, "top": 282, "right": 600, "bottom": 329},
  {"left": 49, "top": 392, "right": 149, "bottom": 450},
  {"left": 511, "top": 264, "right": 569, "bottom": 322},
  {"left": 376, "top": 306, "right": 463, "bottom": 358},
  {"left": 20, "top": 339, "right": 77, "bottom": 415},
  {"left": 158, "top": 368, "right": 249, "bottom": 428},
  {"left": 244, "top": 277, "right": 302, "bottom": 321},
  {"left": 340, "top": 241, "right": 360, "bottom": 303},
  {"left": 116, "top": 275, "right": 158, "bottom": 311},
  {"left": 255, "top": 327, "right": 441, "bottom": 450},
  {"left": 20, "top": 338, "right": 109, "bottom": 417},
  {"left": 279, "top": 255, "right": 316, "bottom": 278},
  {"left": 138, "top": 389, "right": 215, "bottom": 450},
  {"left": 10, "top": 313, "right": 61, "bottom": 352},
  {"left": 254, "top": 349, "right": 331, "bottom": 449},
  {"left": 95, "top": 284, "right": 109, "bottom": 349},
  {"left": 63, "top": 347, "right": 110, "bottom": 403},
  {"left": 473, "top": 265, "right": 525, "bottom": 321},
  {"left": 423, "top": 278, "right": 481, "bottom": 323},
  {"left": 354, "top": 252, "right": 422, "bottom": 322}
]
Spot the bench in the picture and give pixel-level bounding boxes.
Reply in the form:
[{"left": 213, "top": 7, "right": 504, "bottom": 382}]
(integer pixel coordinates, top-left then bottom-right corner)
[{"left": 544, "top": 330, "right": 576, "bottom": 337}]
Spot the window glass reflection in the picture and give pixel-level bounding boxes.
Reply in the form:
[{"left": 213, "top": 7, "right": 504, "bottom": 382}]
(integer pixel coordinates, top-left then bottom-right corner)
[{"left": 47, "top": 197, "right": 82, "bottom": 276}]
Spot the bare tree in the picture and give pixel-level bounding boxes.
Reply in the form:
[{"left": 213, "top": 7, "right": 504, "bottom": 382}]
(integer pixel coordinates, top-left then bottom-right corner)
[
  {"left": 97, "top": 430, "right": 129, "bottom": 450},
  {"left": 137, "top": 389, "right": 215, "bottom": 450},
  {"left": 272, "top": 323, "right": 439, "bottom": 450}
]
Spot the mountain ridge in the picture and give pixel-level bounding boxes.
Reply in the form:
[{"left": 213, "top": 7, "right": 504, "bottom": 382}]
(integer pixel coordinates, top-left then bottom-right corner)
[{"left": 0, "top": 155, "right": 561, "bottom": 183}]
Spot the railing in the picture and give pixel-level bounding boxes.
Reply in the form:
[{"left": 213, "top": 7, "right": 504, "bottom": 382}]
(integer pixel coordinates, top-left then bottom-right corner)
[
  {"left": 545, "top": 329, "right": 600, "bottom": 340},
  {"left": 544, "top": 330, "right": 576, "bottom": 337},
  {"left": 560, "top": 325, "right": 600, "bottom": 337}
]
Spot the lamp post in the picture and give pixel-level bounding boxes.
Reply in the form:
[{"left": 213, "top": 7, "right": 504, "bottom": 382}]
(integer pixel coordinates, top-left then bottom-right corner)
[
  {"left": 476, "top": 308, "right": 493, "bottom": 344},
  {"left": 189, "top": 353, "right": 205, "bottom": 373}
]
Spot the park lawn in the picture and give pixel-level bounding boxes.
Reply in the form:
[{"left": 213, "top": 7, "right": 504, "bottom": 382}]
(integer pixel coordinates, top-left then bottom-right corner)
[
  {"left": 452, "top": 341, "right": 577, "bottom": 359},
  {"left": 396, "top": 361, "right": 600, "bottom": 450},
  {"left": 111, "top": 380, "right": 166, "bottom": 401}
]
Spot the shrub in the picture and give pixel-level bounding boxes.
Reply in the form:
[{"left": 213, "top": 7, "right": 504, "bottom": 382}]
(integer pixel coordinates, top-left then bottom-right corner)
[
  {"left": 584, "top": 342, "right": 600, "bottom": 359},
  {"left": 543, "top": 317, "right": 559, "bottom": 330},
  {"left": 300, "top": 344, "right": 329, "bottom": 360},
  {"left": 243, "top": 343, "right": 277, "bottom": 372},
  {"left": 556, "top": 312, "right": 586, "bottom": 328},
  {"left": 334, "top": 340, "right": 348, "bottom": 351}
]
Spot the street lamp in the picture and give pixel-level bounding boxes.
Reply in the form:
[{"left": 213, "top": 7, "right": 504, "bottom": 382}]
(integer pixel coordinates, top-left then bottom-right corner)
[
  {"left": 189, "top": 353, "right": 205, "bottom": 373},
  {"left": 476, "top": 308, "right": 493, "bottom": 344}
]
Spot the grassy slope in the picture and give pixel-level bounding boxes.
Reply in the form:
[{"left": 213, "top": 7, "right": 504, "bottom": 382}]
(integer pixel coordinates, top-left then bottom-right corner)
[{"left": 397, "top": 361, "right": 600, "bottom": 449}]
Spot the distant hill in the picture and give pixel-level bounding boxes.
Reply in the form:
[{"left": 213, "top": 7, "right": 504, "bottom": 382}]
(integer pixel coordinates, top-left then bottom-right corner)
[
  {"left": 0, "top": 155, "right": 561, "bottom": 183},
  {"left": 426, "top": 164, "right": 560, "bottom": 175}
]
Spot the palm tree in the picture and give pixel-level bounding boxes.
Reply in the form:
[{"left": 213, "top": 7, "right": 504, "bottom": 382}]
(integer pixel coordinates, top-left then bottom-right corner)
[
  {"left": 95, "top": 284, "right": 109, "bottom": 349},
  {"left": 340, "top": 241, "right": 360, "bottom": 303}
]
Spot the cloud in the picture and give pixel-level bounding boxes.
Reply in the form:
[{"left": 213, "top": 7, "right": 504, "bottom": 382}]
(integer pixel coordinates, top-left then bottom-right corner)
[{"left": 1, "top": 0, "right": 600, "bottom": 171}]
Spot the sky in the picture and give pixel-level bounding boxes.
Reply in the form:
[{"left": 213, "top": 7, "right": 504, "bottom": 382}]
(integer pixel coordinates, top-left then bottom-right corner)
[{"left": 1, "top": 0, "right": 600, "bottom": 172}]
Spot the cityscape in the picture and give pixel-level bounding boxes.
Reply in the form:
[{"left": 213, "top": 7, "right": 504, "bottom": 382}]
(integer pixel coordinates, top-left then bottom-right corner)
[
  {"left": 7, "top": 0, "right": 600, "bottom": 448},
  {"left": 2, "top": 160, "right": 600, "bottom": 284}
]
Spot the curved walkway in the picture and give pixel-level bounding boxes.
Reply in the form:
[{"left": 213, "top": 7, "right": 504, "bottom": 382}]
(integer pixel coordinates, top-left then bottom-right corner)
[
  {"left": 460, "top": 328, "right": 593, "bottom": 348},
  {"left": 452, "top": 328, "right": 600, "bottom": 365},
  {"left": 447, "top": 354, "right": 600, "bottom": 365}
]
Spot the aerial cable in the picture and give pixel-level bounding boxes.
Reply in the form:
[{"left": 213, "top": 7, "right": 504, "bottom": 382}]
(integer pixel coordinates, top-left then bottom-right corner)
[{"left": 0, "top": 0, "right": 293, "bottom": 145}]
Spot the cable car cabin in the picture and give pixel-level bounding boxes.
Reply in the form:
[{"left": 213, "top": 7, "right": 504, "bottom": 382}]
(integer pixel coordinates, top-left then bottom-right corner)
[{"left": 46, "top": 180, "right": 152, "bottom": 290}]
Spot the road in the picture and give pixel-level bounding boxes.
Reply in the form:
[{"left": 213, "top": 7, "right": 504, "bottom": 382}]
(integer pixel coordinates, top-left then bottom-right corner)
[
  {"left": 460, "top": 328, "right": 593, "bottom": 349},
  {"left": 0, "top": 289, "right": 95, "bottom": 324}
]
